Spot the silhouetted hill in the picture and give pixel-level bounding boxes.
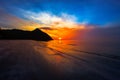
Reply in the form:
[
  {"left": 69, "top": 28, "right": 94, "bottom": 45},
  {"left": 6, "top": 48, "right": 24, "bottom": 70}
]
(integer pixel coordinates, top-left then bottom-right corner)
[{"left": 0, "top": 28, "right": 53, "bottom": 41}]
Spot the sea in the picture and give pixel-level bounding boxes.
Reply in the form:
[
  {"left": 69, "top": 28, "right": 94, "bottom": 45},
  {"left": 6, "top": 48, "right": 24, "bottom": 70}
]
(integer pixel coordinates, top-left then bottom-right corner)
[
  {"left": 0, "top": 40, "right": 120, "bottom": 80},
  {"left": 35, "top": 40, "right": 120, "bottom": 80}
]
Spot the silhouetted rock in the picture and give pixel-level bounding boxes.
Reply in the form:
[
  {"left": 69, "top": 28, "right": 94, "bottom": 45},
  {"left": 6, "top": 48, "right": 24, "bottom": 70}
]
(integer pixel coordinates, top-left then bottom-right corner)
[{"left": 0, "top": 28, "right": 53, "bottom": 41}]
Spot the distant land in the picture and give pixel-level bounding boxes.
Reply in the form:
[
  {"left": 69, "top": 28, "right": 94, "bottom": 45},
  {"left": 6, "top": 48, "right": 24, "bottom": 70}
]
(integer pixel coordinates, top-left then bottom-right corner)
[{"left": 0, "top": 28, "right": 53, "bottom": 41}]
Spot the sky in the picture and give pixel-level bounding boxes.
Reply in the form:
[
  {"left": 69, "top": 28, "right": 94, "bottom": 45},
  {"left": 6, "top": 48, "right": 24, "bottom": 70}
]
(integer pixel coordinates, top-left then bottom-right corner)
[
  {"left": 0, "top": 0, "right": 120, "bottom": 39},
  {"left": 0, "top": 0, "right": 120, "bottom": 25}
]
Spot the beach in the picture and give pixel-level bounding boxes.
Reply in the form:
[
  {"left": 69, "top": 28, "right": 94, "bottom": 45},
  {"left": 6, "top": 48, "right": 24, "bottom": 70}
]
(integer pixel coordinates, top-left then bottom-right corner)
[{"left": 0, "top": 40, "right": 120, "bottom": 80}]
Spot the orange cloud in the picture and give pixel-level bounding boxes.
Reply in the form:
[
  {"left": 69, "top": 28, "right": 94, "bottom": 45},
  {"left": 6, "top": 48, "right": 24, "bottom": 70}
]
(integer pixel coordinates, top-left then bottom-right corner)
[{"left": 41, "top": 24, "right": 88, "bottom": 40}]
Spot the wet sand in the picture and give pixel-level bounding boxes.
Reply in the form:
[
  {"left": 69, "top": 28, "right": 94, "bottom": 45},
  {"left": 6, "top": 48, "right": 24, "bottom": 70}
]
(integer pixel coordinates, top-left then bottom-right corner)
[
  {"left": 0, "top": 40, "right": 60, "bottom": 80},
  {"left": 0, "top": 40, "right": 120, "bottom": 80}
]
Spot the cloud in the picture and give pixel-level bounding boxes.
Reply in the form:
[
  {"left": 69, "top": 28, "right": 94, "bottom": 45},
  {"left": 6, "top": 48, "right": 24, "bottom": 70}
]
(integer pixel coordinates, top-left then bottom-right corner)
[
  {"left": 40, "top": 27, "right": 54, "bottom": 30},
  {"left": 21, "top": 10, "right": 78, "bottom": 28},
  {"left": 0, "top": 10, "right": 41, "bottom": 30},
  {"left": 0, "top": 0, "right": 120, "bottom": 25},
  {"left": 74, "top": 25, "right": 120, "bottom": 42}
]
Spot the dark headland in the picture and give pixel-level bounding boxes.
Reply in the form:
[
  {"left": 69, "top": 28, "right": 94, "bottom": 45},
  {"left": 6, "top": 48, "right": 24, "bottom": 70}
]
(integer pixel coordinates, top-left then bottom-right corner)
[{"left": 0, "top": 28, "right": 53, "bottom": 41}]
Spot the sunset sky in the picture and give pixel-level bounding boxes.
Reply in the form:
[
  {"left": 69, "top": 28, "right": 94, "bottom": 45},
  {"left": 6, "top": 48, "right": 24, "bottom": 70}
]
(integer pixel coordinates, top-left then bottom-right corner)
[{"left": 0, "top": 0, "right": 120, "bottom": 39}]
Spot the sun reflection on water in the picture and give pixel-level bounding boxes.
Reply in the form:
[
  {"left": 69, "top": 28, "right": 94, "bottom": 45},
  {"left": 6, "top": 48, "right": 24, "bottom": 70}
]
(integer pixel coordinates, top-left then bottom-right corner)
[
  {"left": 43, "top": 40, "right": 78, "bottom": 72},
  {"left": 35, "top": 40, "right": 86, "bottom": 73}
]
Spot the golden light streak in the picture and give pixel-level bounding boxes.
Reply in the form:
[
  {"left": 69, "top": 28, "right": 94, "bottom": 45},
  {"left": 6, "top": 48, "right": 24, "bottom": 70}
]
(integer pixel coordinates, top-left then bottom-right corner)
[
  {"left": 41, "top": 24, "right": 86, "bottom": 40},
  {"left": 17, "top": 11, "right": 92, "bottom": 40}
]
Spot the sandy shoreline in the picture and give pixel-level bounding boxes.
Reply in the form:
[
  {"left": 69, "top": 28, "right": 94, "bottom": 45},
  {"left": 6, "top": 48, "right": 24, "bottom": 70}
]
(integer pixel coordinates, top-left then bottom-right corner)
[
  {"left": 0, "top": 40, "right": 120, "bottom": 80},
  {"left": 0, "top": 40, "right": 61, "bottom": 80}
]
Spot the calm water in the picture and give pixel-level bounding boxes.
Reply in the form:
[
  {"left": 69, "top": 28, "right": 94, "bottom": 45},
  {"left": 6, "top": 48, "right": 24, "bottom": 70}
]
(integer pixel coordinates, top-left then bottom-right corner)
[
  {"left": 35, "top": 40, "right": 120, "bottom": 80},
  {"left": 0, "top": 40, "right": 120, "bottom": 80}
]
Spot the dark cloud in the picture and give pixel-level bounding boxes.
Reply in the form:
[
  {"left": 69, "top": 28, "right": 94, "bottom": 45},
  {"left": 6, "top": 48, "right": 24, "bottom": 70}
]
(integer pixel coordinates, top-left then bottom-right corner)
[
  {"left": 0, "top": 10, "right": 39, "bottom": 30},
  {"left": 40, "top": 27, "right": 55, "bottom": 30}
]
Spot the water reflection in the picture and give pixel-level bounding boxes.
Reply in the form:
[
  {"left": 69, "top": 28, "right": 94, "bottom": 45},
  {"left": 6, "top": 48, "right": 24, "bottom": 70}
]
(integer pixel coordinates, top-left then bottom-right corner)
[
  {"left": 34, "top": 40, "right": 120, "bottom": 80},
  {"left": 58, "top": 39, "right": 62, "bottom": 44},
  {"left": 45, "top": 40, "right": 76, "bottom": 72},
  {"left": 34, "top": 40, "right": 81, "bottom": 73}
]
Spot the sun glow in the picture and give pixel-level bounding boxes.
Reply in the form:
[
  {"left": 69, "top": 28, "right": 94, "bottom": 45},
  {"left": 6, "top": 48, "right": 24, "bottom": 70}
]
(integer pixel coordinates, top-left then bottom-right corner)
[
  {"left": 59, "top": 37, "right": 62, "bottom": 40},
  {"left": 41, "top": 24, "right": 86, "bottom": 40},
  {"left": 22, "top": 11, "right": 88, "bottom": 39}
]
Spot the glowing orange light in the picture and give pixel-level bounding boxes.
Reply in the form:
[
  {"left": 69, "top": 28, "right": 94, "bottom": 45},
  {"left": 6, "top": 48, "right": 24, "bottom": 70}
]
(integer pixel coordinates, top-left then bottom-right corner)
[
  {"left": 59, "top": 37, "right": 62, "bottom": 40},
  {"left": 40, "top": 22, "right": 87, "bottom": 40}
]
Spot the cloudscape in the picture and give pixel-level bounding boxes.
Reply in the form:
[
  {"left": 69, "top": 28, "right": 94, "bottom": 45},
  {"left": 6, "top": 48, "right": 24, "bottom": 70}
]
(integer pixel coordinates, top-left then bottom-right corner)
[{"left": 0, "top": 0, "right": 120, "bottom": 39}]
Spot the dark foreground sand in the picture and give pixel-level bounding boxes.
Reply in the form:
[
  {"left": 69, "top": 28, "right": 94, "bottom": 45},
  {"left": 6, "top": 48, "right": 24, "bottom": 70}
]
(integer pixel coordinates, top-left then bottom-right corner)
[
  {"left": 0, "top": 40, "right": 61, "bottom": 80},
  {"left": 0, "top": 40, "right": 120, "bottom": 80}
]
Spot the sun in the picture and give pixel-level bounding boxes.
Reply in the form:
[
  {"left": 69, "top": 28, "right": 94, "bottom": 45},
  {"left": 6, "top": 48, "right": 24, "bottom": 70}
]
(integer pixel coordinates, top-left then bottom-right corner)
[{"left": 58, "top": 37, "right": 62, "bottom": 40}]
